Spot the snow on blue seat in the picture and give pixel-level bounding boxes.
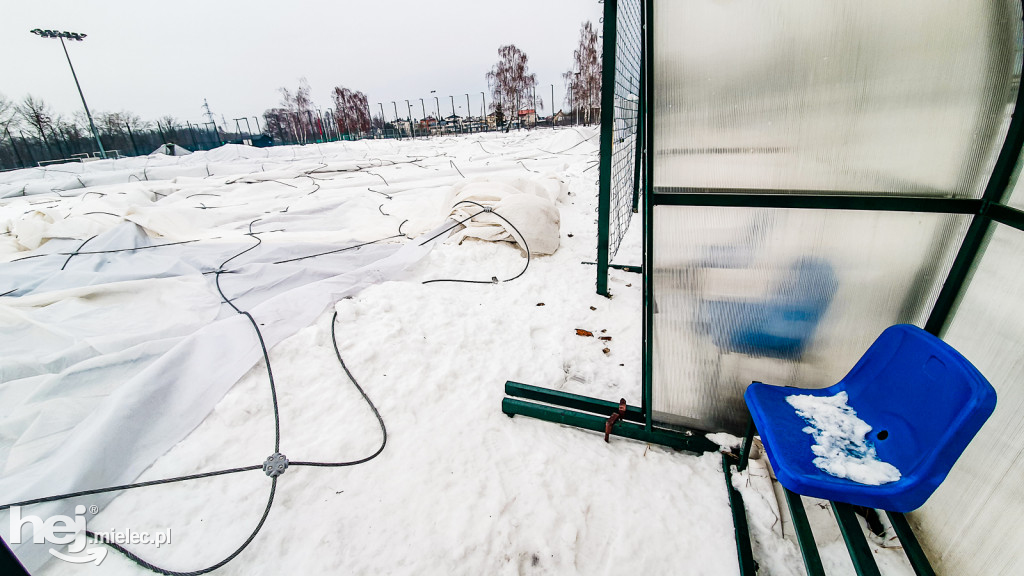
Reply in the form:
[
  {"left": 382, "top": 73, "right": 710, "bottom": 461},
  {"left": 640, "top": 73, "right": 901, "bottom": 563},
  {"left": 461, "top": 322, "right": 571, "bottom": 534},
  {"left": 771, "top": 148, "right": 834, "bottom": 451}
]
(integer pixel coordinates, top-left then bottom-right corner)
[{"left": 745, "top": 324, "right": 996, "bottom": 512}]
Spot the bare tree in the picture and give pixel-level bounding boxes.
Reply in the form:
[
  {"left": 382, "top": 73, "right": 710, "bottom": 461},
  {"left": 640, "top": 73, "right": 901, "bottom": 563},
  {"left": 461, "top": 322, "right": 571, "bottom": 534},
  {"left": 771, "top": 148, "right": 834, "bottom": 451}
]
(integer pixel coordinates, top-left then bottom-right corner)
[
  {"left": 563, "top": 21, "right": 601, "bottom": 124},
  {"left": 0, "top": 93, "right": 17, "bottom": 133},
  {"left": 17, "top": 95, "right": 54, "bottom": 142},
  {"left": 262, "top": 107, "right": 297, "bottom": 142},
  {"left": 331, "top": 86, "right": 370, "bottom": 135},
  {"left": 275, "top": 78, "right": 316, "bottom": 142},
  {"left": 486, "top": 45, "right": 540, "bottom": 132},
  {"left": 17, "top": 95, "right": 58, "bottom": 155}
]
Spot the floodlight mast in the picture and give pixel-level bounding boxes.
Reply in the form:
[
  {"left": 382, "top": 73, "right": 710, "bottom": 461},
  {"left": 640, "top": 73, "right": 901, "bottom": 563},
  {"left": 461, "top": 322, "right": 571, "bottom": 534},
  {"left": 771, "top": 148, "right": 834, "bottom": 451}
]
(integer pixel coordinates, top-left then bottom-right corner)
[{"left": 30, "top": 28, "right": 107, "bottom": 159}]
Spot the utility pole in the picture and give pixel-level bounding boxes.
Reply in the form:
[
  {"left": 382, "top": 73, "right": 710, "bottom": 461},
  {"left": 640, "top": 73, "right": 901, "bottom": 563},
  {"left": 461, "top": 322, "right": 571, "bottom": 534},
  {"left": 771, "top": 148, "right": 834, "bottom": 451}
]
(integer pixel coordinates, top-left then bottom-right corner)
[
  {"left": 533, "top": 86, "right": 537, "bottom": 128},
  {"left": 203, "top": 99, "right": 218, "bottom": 130},
  {"left": 125, "top": 122, "right": 139, "bottom": 155},
  {"left": 392, "top": 101, "right": 401, "bottom": 138},
  {"left": 406, "top": 100, "right": 414, "bottom": 138},
  {"left": 420, "top": 98, "right": 426, "bottom": 136},
  {"left": 480, "top": 92, "right": 486, "bottom": 130},
  {"left": 465, "top": 94, "right": 471, "bottom": 132},
  {"left": 30, "top": 28, "right": 106, "bottom": 159}
]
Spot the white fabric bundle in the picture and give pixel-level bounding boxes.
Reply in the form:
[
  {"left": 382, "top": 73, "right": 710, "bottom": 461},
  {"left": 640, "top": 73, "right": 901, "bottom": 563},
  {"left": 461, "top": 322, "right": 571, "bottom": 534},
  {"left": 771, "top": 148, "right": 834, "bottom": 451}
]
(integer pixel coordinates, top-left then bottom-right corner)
[{"left": 444, "top": 175, "right": 564, "bottom": 256}]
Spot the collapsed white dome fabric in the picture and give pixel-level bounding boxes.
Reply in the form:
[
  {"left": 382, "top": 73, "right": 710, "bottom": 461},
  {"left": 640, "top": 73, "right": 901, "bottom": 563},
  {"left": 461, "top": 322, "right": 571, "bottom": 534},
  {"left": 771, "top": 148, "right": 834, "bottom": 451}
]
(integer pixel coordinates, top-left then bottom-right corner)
[
  {"left": 149, "top": 143, "right": 192, "bottom": 156},
  {"left": 0, "top": 221, "right": 448, "bottom": 570},
  {"left": 444, "top": 175, "right": 564, "bottom": 256}
]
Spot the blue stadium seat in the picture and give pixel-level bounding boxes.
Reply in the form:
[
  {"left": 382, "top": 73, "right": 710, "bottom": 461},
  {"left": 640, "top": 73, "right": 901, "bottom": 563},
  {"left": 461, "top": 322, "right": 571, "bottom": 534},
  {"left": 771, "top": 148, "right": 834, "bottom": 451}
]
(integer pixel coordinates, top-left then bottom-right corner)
[
  {"left": 704, "top": 257, "right": 838, "bottom": 360},
  {"left": 745, "top": 324, "right": 997, "bottom": 512}
]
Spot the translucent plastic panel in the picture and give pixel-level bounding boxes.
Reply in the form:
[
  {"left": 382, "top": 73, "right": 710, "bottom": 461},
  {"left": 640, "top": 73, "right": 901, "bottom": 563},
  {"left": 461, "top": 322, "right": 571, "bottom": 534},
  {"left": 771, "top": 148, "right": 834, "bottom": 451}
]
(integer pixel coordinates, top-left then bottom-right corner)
[
  {"left": 912, "top": 225, "right": 1024, "bottom": 576},
  {"left": 652, "top": 0, "right": 1019, "bottom": 196},
  {"left": 651, "top": 206, "right": 970, "bottom": 433},
  {"left": 1010, "top": 150, "right": 1024, "bottom": 209}
]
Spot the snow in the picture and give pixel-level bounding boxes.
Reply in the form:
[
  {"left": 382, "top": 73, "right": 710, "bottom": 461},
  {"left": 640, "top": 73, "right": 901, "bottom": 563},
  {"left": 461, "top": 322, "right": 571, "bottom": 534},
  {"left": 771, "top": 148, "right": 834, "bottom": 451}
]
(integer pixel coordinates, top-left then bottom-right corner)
[
  {"left": 0, "top": 129, "right": 915, "bottom": 575},
  {"left": 786, "top": 391, "right": 901, "bottom": 485}
]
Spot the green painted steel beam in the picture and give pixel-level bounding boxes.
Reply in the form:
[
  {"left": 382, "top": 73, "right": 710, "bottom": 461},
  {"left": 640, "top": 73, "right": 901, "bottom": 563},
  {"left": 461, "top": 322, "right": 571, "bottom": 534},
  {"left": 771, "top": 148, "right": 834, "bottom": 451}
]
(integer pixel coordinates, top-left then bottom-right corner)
[
  {"left": 641, "top": 0, "right": 654, "bottom": 433},
  {"left": 988, "top": 202, "right": 1024, "bottom": 232},
  {"left": 580, "top": 261, "right": 642, "bottom": 274},
  {"left": 723, "top": 454, "right": 757, "bottom": 576},
  {"left": 652, "top": 188, "right": 982, "bottom": 214},
  {"left": 885, "top": 512, "right": 936, "bottom": 576},
  {"left": 925, "top": 4, "right": 1024, "bottom": 336},
  {"left": 595, "top": 0, "right": 619, "bottom": 297},
  {"left": 631, "top": 39, "right": 645, "bottom": 214},
  {"left": 784, "top": 490, "right": 826, "bottom": 576},
  {"left": 738, "top": 420, "right": 755, "bottom": 473},
  {"left": 503, "top": 381, "right": 646, "bottom": 424},
  {"left": 831, "top": 501, "right": 882, "bottom": 576},
  {"left": 501, "top": 398, "right": 717, "bottom": 454}
]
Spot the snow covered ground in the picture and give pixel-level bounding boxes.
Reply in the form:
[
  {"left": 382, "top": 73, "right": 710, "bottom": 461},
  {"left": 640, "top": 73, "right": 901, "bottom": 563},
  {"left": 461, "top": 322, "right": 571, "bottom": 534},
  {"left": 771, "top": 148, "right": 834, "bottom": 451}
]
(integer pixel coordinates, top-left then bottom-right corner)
[{"left": 1, "top": 129, "right": 916, "bottom": 575}]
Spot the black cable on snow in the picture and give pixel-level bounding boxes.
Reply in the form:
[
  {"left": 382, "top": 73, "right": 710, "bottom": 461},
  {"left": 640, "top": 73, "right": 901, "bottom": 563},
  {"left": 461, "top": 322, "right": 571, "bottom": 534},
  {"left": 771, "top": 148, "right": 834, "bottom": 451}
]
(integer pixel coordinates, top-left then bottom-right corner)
[
  {"left": 85, "top": 479, "right": 278, "bottom": 576},
  {"left": 0, "top": 466, "right": 264, "bottom": 512},
  {"left": 289, "top": 310, "right": 386, "bottom": 468}
]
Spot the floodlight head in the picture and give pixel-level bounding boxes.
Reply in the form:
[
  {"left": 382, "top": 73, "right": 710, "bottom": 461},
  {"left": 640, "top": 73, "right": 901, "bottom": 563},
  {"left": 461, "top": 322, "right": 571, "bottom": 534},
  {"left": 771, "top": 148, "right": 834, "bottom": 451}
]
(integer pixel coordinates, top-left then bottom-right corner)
[{"left": 30, "top": 29, "right": 87, "bottom": 40}]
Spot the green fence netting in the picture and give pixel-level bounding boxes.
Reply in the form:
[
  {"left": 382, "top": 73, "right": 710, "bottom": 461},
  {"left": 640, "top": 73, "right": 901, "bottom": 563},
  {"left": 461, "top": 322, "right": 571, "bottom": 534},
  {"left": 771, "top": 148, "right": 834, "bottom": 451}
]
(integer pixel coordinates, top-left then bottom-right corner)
[{"left": 597, "top": 0, "right": 644, "bottom": 295}]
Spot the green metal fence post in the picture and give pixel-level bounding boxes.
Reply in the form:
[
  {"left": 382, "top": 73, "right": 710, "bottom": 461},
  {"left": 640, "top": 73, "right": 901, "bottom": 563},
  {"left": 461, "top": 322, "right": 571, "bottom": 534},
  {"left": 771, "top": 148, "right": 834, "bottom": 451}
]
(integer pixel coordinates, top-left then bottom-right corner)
[
  {"left": 596, "top": 0, "right": 619, "bottom": 297},
  {"left": 642, "top": 0, "right": 654, "bottom": 431},
  {"left": 631, "top": 45, "right": 645, "bottom": 214}
]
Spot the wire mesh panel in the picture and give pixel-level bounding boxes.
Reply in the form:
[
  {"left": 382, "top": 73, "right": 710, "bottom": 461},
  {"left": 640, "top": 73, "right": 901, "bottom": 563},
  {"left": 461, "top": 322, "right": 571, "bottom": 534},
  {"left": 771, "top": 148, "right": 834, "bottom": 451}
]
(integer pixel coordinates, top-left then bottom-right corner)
[
  {"left": 597, "top": 0, "right": 643, "bottom": 293},
  {"left": 652, "top": 0, "right": 1018, "bottom": 197},
  {"left": 651, "top": 206, "right": 971, "bottom": 433},
  {"left": 912, "top": 224, "right": 1024, "bottom": 576},
  {"left": 607, "top": 0, "right": 643, "bottom": 255}
]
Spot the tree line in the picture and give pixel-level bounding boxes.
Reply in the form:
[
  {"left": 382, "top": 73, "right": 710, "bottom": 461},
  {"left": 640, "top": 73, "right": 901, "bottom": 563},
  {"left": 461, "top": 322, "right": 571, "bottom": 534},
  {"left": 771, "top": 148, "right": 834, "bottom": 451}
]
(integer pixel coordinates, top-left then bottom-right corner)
[{"left": 1, "top": 20, "right": 602, "bottom": 168}]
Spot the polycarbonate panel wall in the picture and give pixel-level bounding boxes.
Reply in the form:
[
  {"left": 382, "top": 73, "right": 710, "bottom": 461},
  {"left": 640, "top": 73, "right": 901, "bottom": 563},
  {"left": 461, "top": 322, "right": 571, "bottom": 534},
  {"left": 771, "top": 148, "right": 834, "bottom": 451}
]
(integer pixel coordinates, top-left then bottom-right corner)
[
  {"left": 1010, "top": 158, "right": 1024, "bottom": 209},
  {"left": 652, "top": 0, "right": 1018, "bottom": 196},
  {"left": 910, "top": 225, "right": 1024, "bottom": 576},
  {"left": 651, "top": 207, "right": 970, "bottom": 433}
]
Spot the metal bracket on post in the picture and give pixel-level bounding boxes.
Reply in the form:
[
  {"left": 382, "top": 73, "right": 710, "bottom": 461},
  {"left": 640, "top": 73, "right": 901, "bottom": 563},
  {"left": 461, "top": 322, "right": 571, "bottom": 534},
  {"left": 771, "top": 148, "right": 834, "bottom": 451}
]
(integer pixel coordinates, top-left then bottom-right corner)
[{"left": 604, "top": 398, "right": 628, "bottom": 442}]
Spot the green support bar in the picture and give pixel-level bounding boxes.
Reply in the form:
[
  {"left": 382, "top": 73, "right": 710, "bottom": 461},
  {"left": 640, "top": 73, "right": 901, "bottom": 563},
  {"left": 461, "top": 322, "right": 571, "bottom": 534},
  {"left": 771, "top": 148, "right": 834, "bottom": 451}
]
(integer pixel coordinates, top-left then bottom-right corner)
[
  {"left": 504, "top": 381, "right": 646, "bottom": 424},
  {"left": 501, "top": 398, "right": 717, "bottom": 454},
  {"left": 581, "top": 261, "right": 642, "bottom": 274},
  {"left": 925, "top": 4, "right": 1024, "bottom": 336},
  {"left": 631, "top": 40, "right": 646, "bottom": 214},
  {"left": 595, "top": 0, "right": 619, "bottom": 297},
  {"left": 641, "top": 0, "right": 654, "bottom": 433},
  {"left": 886, "top": 511, "right": 937, "bottom": 576},
  {"left": 738, "top": 419, "right": 755, "bottom": 472},
  {"left": 784, "top": 490, "right": 826, "bottom": 576},
  {"left": 988, "top": 202, "right": 1024, "bottom": 232},
  {"left": 723, "top": 454, "right": 757, "bottom": 576},
  {"left": 653, "top": 189, "right": 982, "bottom": 214},
  {"left": 831, "top": 501, "right": 882, "bottom": 576}
]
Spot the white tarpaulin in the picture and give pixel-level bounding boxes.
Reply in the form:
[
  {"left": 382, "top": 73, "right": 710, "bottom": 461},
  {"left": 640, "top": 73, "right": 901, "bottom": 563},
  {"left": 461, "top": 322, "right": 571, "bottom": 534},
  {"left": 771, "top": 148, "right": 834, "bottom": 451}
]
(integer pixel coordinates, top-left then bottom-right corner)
[
  {"left": 0, "top": 221, "right": 445, "bottom": 570},
  {"left": 444, "top": 175, "right": 564, "bottom": 256}
]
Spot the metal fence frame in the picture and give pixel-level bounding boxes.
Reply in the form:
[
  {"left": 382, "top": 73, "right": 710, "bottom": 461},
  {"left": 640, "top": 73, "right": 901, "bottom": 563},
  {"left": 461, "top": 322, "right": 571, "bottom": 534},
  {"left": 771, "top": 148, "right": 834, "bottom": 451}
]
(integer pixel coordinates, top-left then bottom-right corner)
[{"left": 596, "top": 0, "right": 645, "bottom": 296}]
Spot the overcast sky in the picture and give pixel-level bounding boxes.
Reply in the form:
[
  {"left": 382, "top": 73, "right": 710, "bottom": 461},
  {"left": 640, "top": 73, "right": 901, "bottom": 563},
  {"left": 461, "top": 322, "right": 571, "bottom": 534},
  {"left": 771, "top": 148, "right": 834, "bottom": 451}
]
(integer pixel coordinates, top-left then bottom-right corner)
[{"left": 2, "top": 0, "right": 602, "bottom": 128}]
